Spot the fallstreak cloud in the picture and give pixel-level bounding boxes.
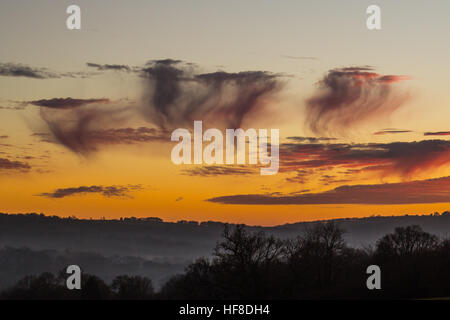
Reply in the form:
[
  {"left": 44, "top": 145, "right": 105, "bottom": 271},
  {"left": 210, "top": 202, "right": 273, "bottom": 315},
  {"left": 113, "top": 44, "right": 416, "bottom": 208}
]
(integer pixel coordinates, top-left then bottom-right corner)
[
  {"left": 305, "top": 66, "right": 410, "bottom": 136},
  {"left": 4, "top": 59, "right": 436, "bottom": 181},
  {"left": 27, "top": 59, "right": 286, "bottom": 155},
  {"left": 2, "top": 58, "right": 450, "bottom": 208},
  {"left": 141, "top": 59, "right": 283, "bottom": 129}
]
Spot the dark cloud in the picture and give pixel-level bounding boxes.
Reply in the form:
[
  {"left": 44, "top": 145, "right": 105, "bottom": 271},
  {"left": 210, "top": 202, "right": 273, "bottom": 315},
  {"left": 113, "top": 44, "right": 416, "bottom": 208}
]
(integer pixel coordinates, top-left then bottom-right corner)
[
  {"left": 374, "top": 129, "right": 412, "bottom": 135},
  {"left": 286, "top": 136, "right": 337, "bottom": 143},
  {"left": 424, "top": 131, "right": 450, "bottom": 136},
  {"left": 141, "top": 59, "right": 283, "bottom": 129},
  {"left": 0, "top": 158, "right": 31, "bottom": 171},
  {"left": 182, "top": 165, "right": 257, "bottom": 177},
  {"left": 207, "top": 176, "right": 450, "bottom": 205},
  {"left": 0, "top": 63, "right": 60, "bottom": 79},
  {"left": 86, "top": 63, "right": 131, "bottom": 72},
  {"left": 305, "top": 66, "right": 410, "bottom": 136},
  {"left": 30, "top": 98, "right": 167, "bottom": 154},
  {"left": 31, "top": 59, "right": 284, "bottom": 155},
  {"left": 37, "top": 100, "right": 136, "bottom": 155},
  {"left": 338, "top": 66, "right": 373, "bottom": 72},
  {"left": 0, "top": 63, "right": 94, "bottom": 79},
  {"left": 0, "top": 135, "right": 8, "bottom": 139},
  {"left": 38, "top": 109, "right": 168, "bottom": 155},
  {"left": 29, "top": 98, "right": 110, "bottom": 109},
  {"left": 38, "top": 185, "right": 143, "bottom": 199},
  {"left": 280, "top": 139, "right": 450, "bottom": 179},
  {"left": 146, "top": 58, "right": 183, "bottom": 66},
  {"left": 88, "top": 127, "right": 169, "bottom": 145}
]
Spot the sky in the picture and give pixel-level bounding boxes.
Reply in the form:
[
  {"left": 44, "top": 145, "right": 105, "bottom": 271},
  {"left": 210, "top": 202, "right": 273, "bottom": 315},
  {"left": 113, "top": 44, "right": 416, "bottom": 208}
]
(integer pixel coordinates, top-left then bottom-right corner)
[{"left": 1, "top": 0, "right": 450, "bottom": 226}]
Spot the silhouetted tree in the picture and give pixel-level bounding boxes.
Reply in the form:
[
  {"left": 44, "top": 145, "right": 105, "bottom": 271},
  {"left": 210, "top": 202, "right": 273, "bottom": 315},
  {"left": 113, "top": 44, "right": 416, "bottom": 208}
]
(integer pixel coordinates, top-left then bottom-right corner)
[
  {"left": 159, "top": 225, "right": 287, "bottom": 299},
  {"left": 286, "top": 222, "right": 347, "bottom": 295},
  {"left": 375, "top": 225, "right": 438, "bottom": 258},
  {"left": 214, "top": 225, "right": 285, "bottom": 269},
  {"left": 373, "top": 226, "right": 441, "bottom": 298},
  {"left": 0, "top": 272, "right": 67, "bottom": 300},
  {"left": 159, "top": 258, "right": 215, "bottom": 299},
  {"left": 111, "top": 275, "right": 154, "bottom": 300},
  {"left": 80, "top": 275, "right": 111, "bottom": 300},
  {"left": 212, "top": 225, "right": 285, "bottom": 299}
]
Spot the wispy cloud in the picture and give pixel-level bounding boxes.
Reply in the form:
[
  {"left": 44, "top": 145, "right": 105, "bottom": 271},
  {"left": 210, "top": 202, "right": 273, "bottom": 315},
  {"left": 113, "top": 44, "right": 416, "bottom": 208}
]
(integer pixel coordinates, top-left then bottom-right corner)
[
  {"left": 182, "top": 165, "right": 257, "bottom": 177},
  {"left": 286, "top": 136, "right": 337, "bottom": 143},
  {"left": 280, "top": 139, "right": 450, "bottom": 179},
  {"left": 141, "top": 59, "right": 284, "bottom": 129},
  {"left": 0, "top": 62, "right": 94, "bottom": 79},
  {"left": 424, "top": 131, "right": 450, "bottom": 136},
  {"left": 374, "top": 129, "right": 412, "bottom": 135},
  {"left": 0, "top": 158, "right": 31, "bottom": 171},
  {"left": 28, "top": 59, "right": 285, "bottom": 156},
  {"left": 305, "top": 66, "right": 410, "bottom": 136},
  {"left": 37, "top": 102, "right": 133, "bottom": 155},
  {"left": 35, "top": 123, "right": 169, "bottom": 155},
  {"left": 29, "top": 98, "right": 110, "bottom": 109},
  {"left": 37, "top": 185, "right": 143, "bottom": 199},
  {"left": 86, "top": 63, "right": 132, "bottom": 72},
  {"left": 207, "top": 176, "right": 450, "bottom": 205}
]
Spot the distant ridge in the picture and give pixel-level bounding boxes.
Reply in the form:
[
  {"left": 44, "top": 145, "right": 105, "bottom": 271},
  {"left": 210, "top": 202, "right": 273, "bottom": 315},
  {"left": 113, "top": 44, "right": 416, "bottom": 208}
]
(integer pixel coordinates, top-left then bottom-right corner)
[
  {"left": 1, "top": 210, "right": 449, "bottom": 226},
  {"left": 1, "top": 211, "right": 449, "bottom": 253}
]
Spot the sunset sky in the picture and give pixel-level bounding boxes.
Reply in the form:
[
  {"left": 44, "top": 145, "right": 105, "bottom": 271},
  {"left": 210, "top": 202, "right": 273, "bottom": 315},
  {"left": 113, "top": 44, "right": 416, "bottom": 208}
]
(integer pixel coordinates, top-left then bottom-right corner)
[{"left": 1, "top": 0, "right": 450, "bottom": 226}]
